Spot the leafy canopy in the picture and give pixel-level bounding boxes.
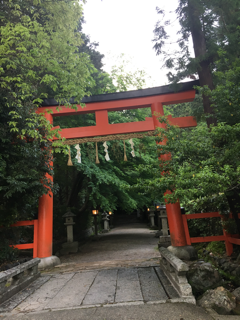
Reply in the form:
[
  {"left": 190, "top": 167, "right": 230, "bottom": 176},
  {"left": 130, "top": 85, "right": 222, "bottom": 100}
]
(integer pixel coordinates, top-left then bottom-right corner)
[{"left": 0, "top": 0, "right": 95, "bottom": 225}]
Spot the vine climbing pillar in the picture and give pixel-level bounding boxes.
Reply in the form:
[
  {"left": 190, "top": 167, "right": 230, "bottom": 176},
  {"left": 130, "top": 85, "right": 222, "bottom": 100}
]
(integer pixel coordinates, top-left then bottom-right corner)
[
  {"left": 37, "top": 112, "right": 60, "bottom": 269},
  {"left": 151, "top": 102, "right": 187, "bottom": 247}
]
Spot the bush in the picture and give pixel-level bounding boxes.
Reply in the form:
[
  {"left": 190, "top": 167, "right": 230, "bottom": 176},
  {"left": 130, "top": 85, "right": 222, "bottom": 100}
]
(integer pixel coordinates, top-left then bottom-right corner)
[
  {"left": 206, "top": 241, "right": 226, "bottom": 255},
  {"left": 188, "top": 217, "right": 223, "bottom": 237},
  {"left": 0, "top": 240, "right": 19, "bottom": 264}
]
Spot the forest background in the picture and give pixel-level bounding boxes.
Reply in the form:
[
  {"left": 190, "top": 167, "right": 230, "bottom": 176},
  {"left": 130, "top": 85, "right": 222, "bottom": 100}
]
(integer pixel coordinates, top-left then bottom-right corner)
[{"left": 0, "top": 0, "right": 240, "bottom": 260}]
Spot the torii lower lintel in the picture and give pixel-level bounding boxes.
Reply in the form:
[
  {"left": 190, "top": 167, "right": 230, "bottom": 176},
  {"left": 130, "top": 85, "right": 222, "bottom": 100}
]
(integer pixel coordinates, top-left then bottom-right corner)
[{"left": 52, "top": 115, "right": 197, "bottom": 140}]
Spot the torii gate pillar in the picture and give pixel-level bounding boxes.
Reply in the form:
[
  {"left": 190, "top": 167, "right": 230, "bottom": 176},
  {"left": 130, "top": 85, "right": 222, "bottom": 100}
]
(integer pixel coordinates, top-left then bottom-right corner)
[
  {"left": 151, "top": 102, "right": 187, "bottom": 246},
  {"left": 37, "top": 112, "right": 60, "bottom": 269},
  {"left": 151, "top": 102, "right": 197, "bottom": 260}
]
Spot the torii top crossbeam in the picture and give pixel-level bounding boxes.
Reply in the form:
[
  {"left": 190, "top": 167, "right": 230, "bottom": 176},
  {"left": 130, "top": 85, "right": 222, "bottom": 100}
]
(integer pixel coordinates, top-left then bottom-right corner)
[{"left": 38, "top": 80, "right": 199, "bottom": 140}]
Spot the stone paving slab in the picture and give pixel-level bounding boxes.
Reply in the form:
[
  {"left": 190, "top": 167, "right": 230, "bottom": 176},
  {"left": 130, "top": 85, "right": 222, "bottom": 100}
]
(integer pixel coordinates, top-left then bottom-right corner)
[
  {"left": 138, "top": 267, "right": 168, "bottom": 301},
  {"left": 0, "top": 275, "right": 51, "bottom": 313},
  {"left": 2, "top": 303, "right": 215, "bottom": 320},
  {"left": 0, "top": 266, "right": 181, "bottom": 314},
  {"left": 46, "top": 270, "right": 98, "bottom": 309},
  {"left": 154, "top": 267, "right": 179, "bottom": 299},
  {"left": 82, "top": 269, "right": 118, "bottom": 305},
  {"left": 115, "top": 268, "right": 142, "bottom": 303},
  {"left": 15, "top": 273, "right": 74, "bottom": 312}
]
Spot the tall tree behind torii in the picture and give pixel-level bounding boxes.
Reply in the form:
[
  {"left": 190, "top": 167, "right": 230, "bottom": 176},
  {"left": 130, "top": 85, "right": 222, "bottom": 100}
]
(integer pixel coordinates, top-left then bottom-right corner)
[{"left": 153, "top": 0, "right": 240, "bottom": 127}]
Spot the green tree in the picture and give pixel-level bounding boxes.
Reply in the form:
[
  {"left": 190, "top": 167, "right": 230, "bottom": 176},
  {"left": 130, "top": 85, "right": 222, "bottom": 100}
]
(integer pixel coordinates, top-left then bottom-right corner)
[
  {"left": 76, "top": 20, "right": 116, "bottom": 95},
  {"left": 153, "top": 0, "right": 240, "bottom": 126},
  {"left": 0, "top": 0, "right": 95, "bottom": 227},
  {"left": 134, "top": 55, "right": 240, "bottom": 234},
  {"left": 109, "top": 54, "right": 149, "bottom": 91},
  {"left": 53, "top": 106, "right": 158, "bottom": 236},
  {"left": 52, "top": 52, "right": 156, "bottom": 234}
]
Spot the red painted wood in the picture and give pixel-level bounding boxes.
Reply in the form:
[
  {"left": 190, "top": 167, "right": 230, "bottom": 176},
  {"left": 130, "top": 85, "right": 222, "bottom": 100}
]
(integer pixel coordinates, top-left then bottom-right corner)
[
  {"left": 229, "top": 213, "right": 240, "bottom": 219},
  {"left": 190, "top": 235, "right": 225, "bottom": 243},
  {"left": 33, "top": 220, "right": 38, "bottom": 258},
  {"left": 185, "top": 212, "right": 220, "bottom": 219},
  {"left": 53, "top": 116, "right": 197, "bottom": 140},
  {"left": 38, "top": 90, "right": 196, "bottom": 116},
  {"left": 223, "top": 227, "right": 234, "bottom": 256},
  {"left": 38, "top": 112, "right": 53, "bottom": 259},
  {"left": 95, "top": 110, "right": 109, "bottom": 127},
  {"left": 36, "top": 90, "right": 197, "bottom": 256},
  {"left": 168, "top": 115, "right": 197, "bottom": 128},
  {"left": 11, "top": 244, "right": 34, "bottom": 250},
  {"left": 11, "top": 221, "right": 35, "bottom": 227},
  {"left": 165, "top": 199, "right": 187, "bottom": 246},
  {"left": 229, "top": 234, "right": 239, "bottom": 238},
  {"left": 185, "top": 212, "right": 240, "bottom": 220},
  {"left": 55, "top": 118, "right": 155, "bottom": 140},
  {"left": 182, "top": 211, "right": 240, "bottom": 256},
  {"left": 228, "top": 237, "right": 240, "bottom": 245},
  {"left": 38, "top": 173, "right": 53, "bottom": 258},
  {"left": 182, "top": 215, "right": 192, "bottom": 245},
  {"left": 9, "top": 220, "right": 38, "bottom": 257},
  {"left": 150, "top": 101, "right": 187, "bottom": 247}
]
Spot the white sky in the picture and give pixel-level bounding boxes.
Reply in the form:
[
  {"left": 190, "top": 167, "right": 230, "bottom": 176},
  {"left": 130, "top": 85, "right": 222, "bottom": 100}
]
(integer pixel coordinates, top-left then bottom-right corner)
[{"left": 82, "top": 0, "right": 182, "bottom": 88}]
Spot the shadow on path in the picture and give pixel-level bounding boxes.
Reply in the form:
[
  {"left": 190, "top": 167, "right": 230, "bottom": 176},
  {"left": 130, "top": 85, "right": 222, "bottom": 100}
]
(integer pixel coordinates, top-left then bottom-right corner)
[{"left": 51, "top": 216, "right": 160, "bottom": 273}]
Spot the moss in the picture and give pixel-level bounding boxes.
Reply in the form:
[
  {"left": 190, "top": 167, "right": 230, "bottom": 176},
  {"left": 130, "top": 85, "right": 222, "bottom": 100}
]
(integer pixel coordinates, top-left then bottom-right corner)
[
  {"left": 218, "top": 269, "right": 240, "bottom": 287},
  {"left": 232, "top": 303, "right": 240, "bottom": 315},
  {"left": 206, "top": 241, "right": 225, "bottom": 255}
]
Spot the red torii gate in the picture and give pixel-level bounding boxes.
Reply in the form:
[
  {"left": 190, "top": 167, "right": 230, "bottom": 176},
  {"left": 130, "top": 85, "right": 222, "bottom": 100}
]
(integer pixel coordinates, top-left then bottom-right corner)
[{"left": 37, "top": 80, "right": 198, "bottom": 264}]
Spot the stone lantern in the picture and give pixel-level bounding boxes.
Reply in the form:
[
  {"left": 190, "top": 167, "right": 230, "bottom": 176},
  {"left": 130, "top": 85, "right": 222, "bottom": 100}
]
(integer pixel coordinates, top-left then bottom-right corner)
[
  {"left": 148, "top": 207, "right": 155, "bottom": 228},
  {"left": 108, "top": 211, "right": 113, "bottom": 228},
  {"left": 60, "top": 208, "right": 78, "bottom": 254},
  {"left": 102, "top": 212, "right": 109, "bottom": 233},
  {"left": 155, "top": 205, "right": 162, "bottom": 237},
  {"left": 158, "top": 204, "right": 171, "bottom": 247},
  {"left": 92, "top": 209, "right": 99, "bottom": 236}
]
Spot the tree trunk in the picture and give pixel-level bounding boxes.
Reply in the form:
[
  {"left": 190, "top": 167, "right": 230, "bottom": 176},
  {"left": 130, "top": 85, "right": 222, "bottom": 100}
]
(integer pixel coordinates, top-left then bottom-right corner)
[
  {"left": 225, "top": 190, "right": 240, "bottom": 236},
  {"left": 188, "top": 0, "right": 217, "bottom": 127},
  {"left": 67, "top": 172, "right": 85, "bottom": 208}
]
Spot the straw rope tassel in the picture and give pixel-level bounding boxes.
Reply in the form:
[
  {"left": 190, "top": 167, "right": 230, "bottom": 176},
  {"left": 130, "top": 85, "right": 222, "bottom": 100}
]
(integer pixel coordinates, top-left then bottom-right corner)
[
  {"left": 67, "top": 148, "right": 73, "bottom": 166},
  {"left": 95, "top": 142, "right": 100, "bottom": 164},
  {"left": 123, "top": 140, "right": 127, "bottom": 161},
  {"left": 129, "top": 138, "right": 136, "bottom": 157}
]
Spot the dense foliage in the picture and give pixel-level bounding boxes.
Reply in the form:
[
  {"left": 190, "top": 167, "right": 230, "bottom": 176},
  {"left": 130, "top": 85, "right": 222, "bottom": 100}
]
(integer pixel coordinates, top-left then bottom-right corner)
[
  {"left": 53, "top": 106, "right": 158, "bottom": 237},
  {"left": 153, "top": 0, "right": 240, "bottom": 127},
  {"left": 0, "top": 0, "right": 94, "bottom": 226},
  {"left": 149, "top": 0, "right": 240, "bottom": 236},
  {"left": 1, "top": 0, "right": 240, "bottom": 253}
]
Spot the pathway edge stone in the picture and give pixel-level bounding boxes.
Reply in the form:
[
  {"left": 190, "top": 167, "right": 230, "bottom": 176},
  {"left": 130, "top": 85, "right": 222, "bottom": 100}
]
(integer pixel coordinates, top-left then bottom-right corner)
[{"left": 159, "top": 247, "right": 196, "bottom": 304}]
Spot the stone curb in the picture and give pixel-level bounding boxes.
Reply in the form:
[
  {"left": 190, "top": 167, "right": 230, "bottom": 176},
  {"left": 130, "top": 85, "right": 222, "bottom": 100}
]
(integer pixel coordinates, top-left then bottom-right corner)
[
  {"left": 159, "top": 247, "right": 196, "bottom": 303},
  {"left": 0, "top": 258, "right": 40, "bottom": 282},
  {"left": 159, "top": 247, "right": 188, "bottom": 272},
  {"left": 0, "top": 258, "right": 40, "bottom": 305}
]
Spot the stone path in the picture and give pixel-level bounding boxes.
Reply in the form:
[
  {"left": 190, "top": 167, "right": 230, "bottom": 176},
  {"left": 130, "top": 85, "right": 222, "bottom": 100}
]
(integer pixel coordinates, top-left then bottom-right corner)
[
  {"left": 0, "top": 219, "right": 186, "bottom": 314},
  {"left": 0, "top": 218, "right": 218, "bottom": 319},
  {"left": 51, "top": 221, "right": 161, "bottom": 273},
  {"left": 0, "top": 266, "right": 181, "bottom": 313}
]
